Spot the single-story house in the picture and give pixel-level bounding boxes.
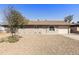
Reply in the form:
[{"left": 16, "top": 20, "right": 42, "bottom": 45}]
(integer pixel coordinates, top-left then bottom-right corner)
[
  {"left": 1, "top": 20, "right": 79, "bottom": 34},
  {"left": 17, "top": 21, "right": 79, "bottom": 34}
]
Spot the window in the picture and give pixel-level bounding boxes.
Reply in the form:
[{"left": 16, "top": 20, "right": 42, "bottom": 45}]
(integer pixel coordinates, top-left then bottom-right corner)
[{"left": 49, "top": 26, "right": 55, "bottom": 31}]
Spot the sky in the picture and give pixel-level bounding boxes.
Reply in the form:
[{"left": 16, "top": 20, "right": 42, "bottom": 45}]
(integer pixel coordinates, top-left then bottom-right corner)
[{"left": 0, "top": 4, "right": 79, "bottom": 22}]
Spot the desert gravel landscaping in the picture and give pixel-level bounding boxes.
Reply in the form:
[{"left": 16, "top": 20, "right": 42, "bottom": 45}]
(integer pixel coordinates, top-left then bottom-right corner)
[{"left": 0, "top": 33, "right": 79, "bottom": 54}]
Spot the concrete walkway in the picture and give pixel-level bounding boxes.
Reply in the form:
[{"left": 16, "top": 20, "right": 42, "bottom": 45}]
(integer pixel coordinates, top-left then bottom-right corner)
[{"left": 62, "top": 33, "right": 79, "bottom": 40}]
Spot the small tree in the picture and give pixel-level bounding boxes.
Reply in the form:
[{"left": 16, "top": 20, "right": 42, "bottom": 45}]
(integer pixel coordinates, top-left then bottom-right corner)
[
  {"left": 64, "top": 15, "right": 73, "bottom": 23},
  {"left": 4, "top": 6, "right": 28, "bottom": 37},
  {"left": 64, "top": 15, "right": 73, "bottom": 34}
]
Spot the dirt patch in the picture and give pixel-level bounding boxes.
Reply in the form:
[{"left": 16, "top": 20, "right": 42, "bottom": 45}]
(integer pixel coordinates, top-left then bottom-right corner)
[{"left": 0, "top": 34, "right": 79, "bottom": 54}]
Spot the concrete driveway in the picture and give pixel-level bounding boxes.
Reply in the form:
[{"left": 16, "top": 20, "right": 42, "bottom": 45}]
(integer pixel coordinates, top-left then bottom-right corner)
[{"left": 62, "top": 33, "right": 79, "bottom": 40}]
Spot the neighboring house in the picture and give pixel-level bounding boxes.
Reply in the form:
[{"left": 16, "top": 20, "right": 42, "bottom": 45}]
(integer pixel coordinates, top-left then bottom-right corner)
[
  {"left": 18, "top": 20, "right": 79, "bottom": 34},
  {"left": 0, "top": 25, "right": 6, "bottom": 32}
]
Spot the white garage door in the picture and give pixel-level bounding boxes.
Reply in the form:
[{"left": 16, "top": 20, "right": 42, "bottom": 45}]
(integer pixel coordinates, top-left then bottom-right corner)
[{"left": 58, "top": 28, "right": 68, "bottom": 34}]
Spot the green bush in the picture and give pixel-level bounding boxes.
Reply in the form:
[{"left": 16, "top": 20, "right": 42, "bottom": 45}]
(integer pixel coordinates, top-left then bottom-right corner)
[{"left": 7, "top": 35, "right": 19, "bottom": 43}]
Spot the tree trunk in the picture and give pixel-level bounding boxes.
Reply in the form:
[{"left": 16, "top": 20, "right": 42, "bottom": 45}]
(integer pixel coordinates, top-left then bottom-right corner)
[
  {"left": 68, "top": 24, "right": 70, "bottom": 34},
  {"left": 11, "top": 32, "right": 14, "bottom": 37}
]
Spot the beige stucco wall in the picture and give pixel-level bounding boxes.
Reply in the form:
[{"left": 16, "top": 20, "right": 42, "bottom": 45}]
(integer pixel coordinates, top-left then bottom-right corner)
[
  {"left": 18, "top": 28, "right": 57, "bottom": 35},
  {"left": 18, "top": 26, "right": 69, "bottom": 35}
]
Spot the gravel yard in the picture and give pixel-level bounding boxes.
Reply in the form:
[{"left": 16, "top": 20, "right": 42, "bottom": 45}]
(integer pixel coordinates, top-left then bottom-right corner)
[{"left": 0, "top": 33, "right": 79, "bottom": 55}]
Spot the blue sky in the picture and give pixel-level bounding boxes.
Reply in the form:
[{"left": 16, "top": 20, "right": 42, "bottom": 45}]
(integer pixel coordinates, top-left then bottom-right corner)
[{"left": 0, "top": 4, "right": 79, "bottom": 22}]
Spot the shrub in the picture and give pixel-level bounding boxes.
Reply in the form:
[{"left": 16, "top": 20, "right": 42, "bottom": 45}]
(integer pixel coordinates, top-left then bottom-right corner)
[{"left": 7, "top": 35, "right": 19, "bottom": 43}]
